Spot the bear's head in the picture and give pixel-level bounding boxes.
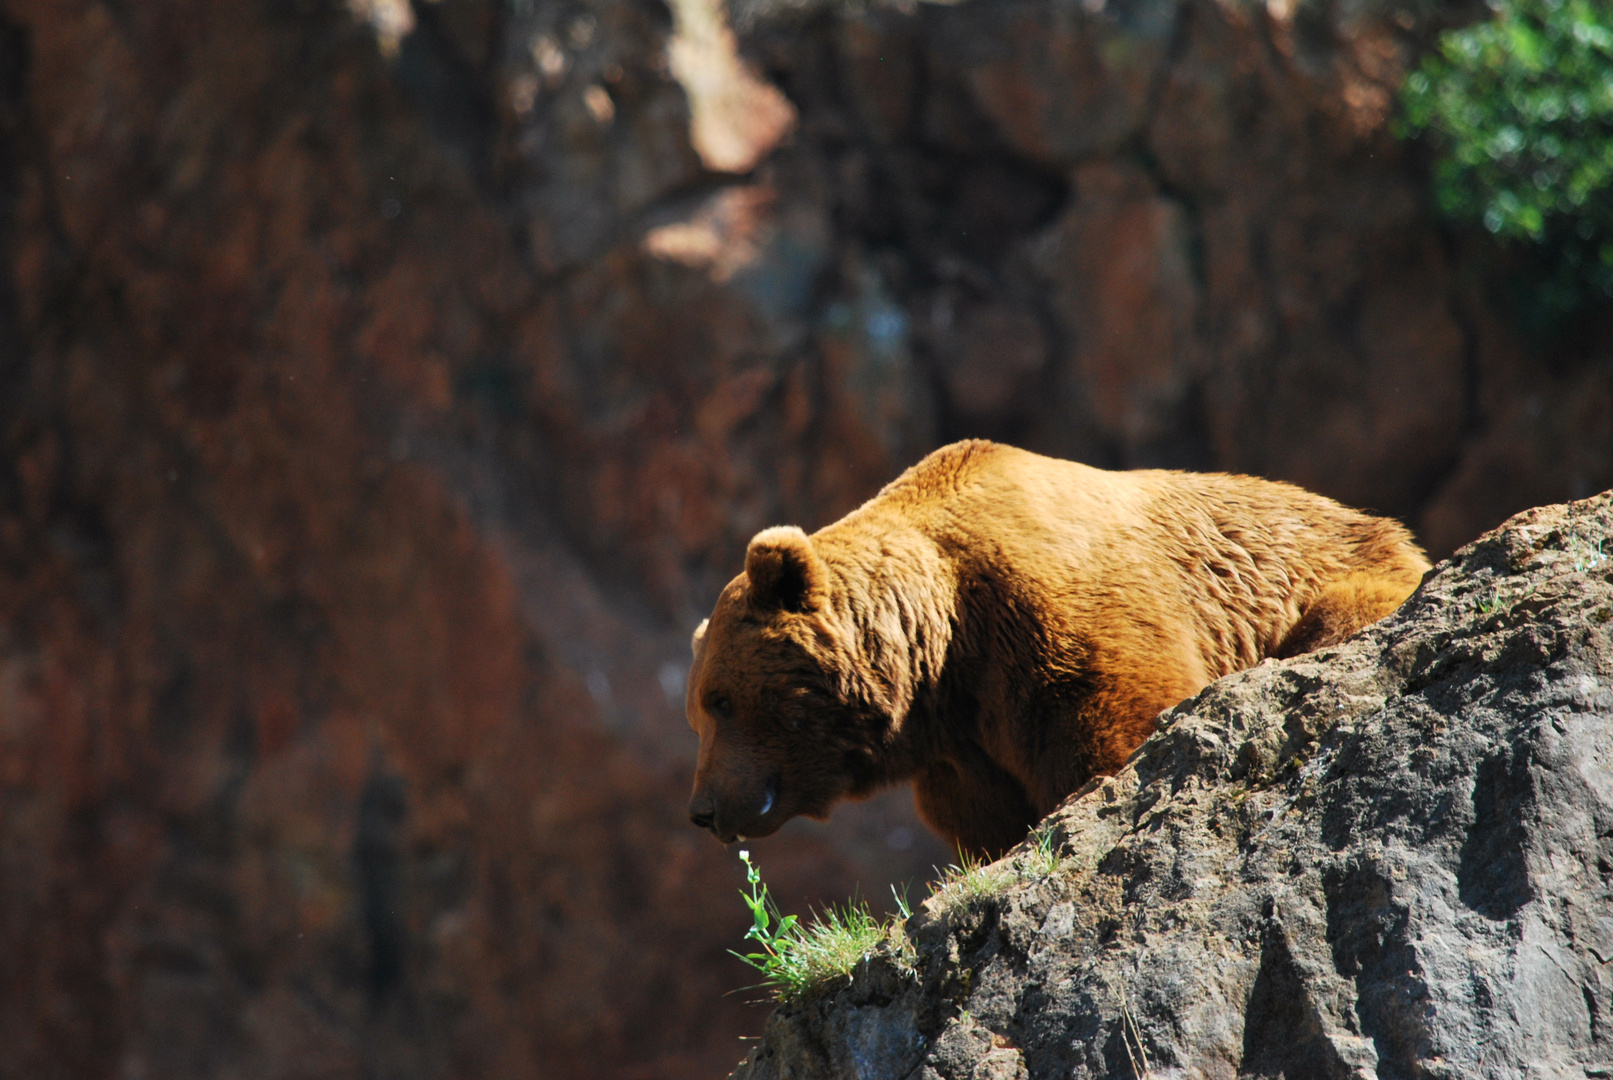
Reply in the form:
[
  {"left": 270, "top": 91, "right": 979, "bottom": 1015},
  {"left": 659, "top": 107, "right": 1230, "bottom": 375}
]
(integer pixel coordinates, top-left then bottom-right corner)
[{"left": 686, "top": 526, "right": 892, "bottom": 844}]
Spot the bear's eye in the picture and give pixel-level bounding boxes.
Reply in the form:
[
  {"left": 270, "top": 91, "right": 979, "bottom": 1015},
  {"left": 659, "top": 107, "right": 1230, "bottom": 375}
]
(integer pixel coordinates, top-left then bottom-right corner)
[{"left": 705, "top": 693, "right": 734, "bottom": 719}]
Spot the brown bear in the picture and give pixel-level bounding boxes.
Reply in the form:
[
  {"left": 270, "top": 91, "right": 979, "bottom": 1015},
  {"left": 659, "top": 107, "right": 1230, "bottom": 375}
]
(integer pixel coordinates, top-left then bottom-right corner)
[{"left": 685, "top": 440, "right": 1429, "bottom": 858}]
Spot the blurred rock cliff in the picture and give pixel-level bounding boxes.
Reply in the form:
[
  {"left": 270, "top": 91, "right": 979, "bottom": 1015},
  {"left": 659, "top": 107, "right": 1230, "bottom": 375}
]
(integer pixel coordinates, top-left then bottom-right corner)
[{"left": 0, "top": 0, "right": 1606, "bottom": 1077}]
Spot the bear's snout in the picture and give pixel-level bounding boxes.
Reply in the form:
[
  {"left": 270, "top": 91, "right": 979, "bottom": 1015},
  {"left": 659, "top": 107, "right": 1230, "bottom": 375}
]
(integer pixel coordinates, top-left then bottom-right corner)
[
  {"left": 688, "top": 790, "right": 717, "bottom": 833},
  {"left": 687, "top": 777, "right": 779, "bottom": 844}
]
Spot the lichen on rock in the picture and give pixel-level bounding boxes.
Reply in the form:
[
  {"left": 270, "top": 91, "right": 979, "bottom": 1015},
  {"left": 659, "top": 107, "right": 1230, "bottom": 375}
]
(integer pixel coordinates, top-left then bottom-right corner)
[{"left": 733, "top": 490, "right": 1613, "bottom": 1080}]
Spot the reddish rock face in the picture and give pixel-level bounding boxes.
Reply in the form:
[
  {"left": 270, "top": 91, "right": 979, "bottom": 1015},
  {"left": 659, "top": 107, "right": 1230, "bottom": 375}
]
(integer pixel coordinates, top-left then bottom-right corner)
[
  {"left": 737, "top": 0, "right": 1611, "bottom": 519},
  {"left": 0, "top": 0, "right": 1608, "bottom": 1077},
  {"left": 0, "top": 3, "right": 934, "bottom": 1078},
  {"left": 1033, "top": 162, "right": 1202, "bottom": 456}
]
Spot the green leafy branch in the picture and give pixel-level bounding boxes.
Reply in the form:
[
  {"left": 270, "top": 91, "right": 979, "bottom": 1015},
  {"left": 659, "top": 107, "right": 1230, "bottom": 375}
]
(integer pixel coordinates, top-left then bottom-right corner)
[{"left": 1398, "top": 0, "right": 1613, "bottom": 318}]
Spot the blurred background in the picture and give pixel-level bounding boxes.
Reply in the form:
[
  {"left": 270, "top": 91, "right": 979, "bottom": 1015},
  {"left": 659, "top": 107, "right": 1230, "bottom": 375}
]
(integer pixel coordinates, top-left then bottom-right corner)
[{"left": 0, "top": 0, "right": 1608, "bottom": 1076}]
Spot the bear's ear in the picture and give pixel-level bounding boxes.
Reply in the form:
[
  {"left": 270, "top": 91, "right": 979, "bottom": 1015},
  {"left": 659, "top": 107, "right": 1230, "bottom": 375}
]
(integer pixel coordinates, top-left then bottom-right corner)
[
  {"left": 690, "top": 619, "right": 708, "bottom": 656},
  {"left": 745, "top": 526, "right": 828, "bottom": 614}
]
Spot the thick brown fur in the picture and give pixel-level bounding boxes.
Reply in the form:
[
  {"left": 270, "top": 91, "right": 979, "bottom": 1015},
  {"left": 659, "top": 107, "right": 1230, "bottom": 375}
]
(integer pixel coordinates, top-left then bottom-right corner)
[{"left": 686, "top": 440, "right": 1430, "bottom": 858}]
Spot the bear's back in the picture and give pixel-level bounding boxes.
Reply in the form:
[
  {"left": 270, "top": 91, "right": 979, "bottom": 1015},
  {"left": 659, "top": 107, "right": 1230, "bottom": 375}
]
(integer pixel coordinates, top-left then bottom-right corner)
[{"left": 849, "top": 440, "right": 1426, "bottom": 675}]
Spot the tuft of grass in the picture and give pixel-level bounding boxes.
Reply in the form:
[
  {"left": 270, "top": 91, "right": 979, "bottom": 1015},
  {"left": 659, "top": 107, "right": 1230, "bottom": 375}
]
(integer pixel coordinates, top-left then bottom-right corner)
[
  {"left": 732, "top": 823, "right": 1069, "bottom": 1003},
  {"left": 731, "top": 850, "right": 911, "bottom": 1003},
  {"left": 1473, "top": 587, "right": 1507, "bottom": 616},
  {"left": 934, "top": 824, "right": 1063, "bottom": 906},
  {"left": 1017, "top": 823, "right": 1064, "bottom": 879},
  {"left": 1472, "top": 578, "right": 1539, "bottom": 616},
  {"left": 1570, "top": 534, "right": 1608, "bottom": 573},
  {"left": 1472, "top": 531, "right": 1605, "bottom": 616},
  {"left": 933, "top": 847, "right": 1010, "bottom": 907}
]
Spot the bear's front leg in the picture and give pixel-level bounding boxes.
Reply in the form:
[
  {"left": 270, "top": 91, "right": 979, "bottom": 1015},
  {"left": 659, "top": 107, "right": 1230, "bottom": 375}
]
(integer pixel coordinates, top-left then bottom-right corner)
[{"left": 912, "top": 751, "right": 1040, "bottom": 861}]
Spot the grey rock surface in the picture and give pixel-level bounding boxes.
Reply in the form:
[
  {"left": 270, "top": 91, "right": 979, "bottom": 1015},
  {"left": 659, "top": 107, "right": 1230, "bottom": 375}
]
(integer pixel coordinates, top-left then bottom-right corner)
[{"left": 732, "top": 492, "right": 1613, "bottom": 1080}]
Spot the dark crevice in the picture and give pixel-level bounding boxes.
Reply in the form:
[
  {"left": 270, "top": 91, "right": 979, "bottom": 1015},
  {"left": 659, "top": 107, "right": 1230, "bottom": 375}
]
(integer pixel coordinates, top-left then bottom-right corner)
[
  {"left": 756, "top": 12, "right": 1074, "bottom": 452},
  {"left": 356, "top": 759, "right": 409, "bottom": 1007},
  {"left": 1135, "top": 0, "right": 1194, "bottom": 193},
  {"left": 0, "top": 11, "right": 29, "bottom": 494},
  {"left": 1457, "top": 749, "right": 1535, "bottom": 920},
  {"left": 1587, "top": 984, "right": 1602, "bottom": 1046},
  {"left": 391, "top": 2, "right": 502, "bottom": 184},
  {"left": 1323, "top": 862, "right": 1433, "bottom": 1074},
  {"left": 1396, "top": 177, "right": 1491, "bottom": 513},
  {"left": 1241, "top": 915, "right": 1353, "bottom": 1080}
]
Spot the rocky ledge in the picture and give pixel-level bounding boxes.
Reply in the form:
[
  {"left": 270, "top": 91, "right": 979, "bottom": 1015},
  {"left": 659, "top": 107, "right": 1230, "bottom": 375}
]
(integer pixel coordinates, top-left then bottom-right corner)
[{"left": 733, "top": 491, "right": 1613, "bottom": 1080}]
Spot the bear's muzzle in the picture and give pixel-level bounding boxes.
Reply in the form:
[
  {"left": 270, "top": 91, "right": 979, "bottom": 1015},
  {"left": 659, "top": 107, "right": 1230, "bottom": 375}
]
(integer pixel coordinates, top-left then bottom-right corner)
[{"left": 688, "top": 778, "right": 779, "bottom": 844}]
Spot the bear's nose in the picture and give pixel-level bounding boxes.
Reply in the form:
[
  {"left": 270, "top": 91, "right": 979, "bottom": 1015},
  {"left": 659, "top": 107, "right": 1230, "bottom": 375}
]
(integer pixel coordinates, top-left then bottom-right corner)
[{"left": 688, "top": 791, "right": 716, "bottom": 832}]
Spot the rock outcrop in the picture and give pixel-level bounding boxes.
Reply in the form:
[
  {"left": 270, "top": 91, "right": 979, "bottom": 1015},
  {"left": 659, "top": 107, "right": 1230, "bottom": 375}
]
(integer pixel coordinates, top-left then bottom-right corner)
[{"left": 734, "top": 490, "right": 1613, "bottom": 1080}]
